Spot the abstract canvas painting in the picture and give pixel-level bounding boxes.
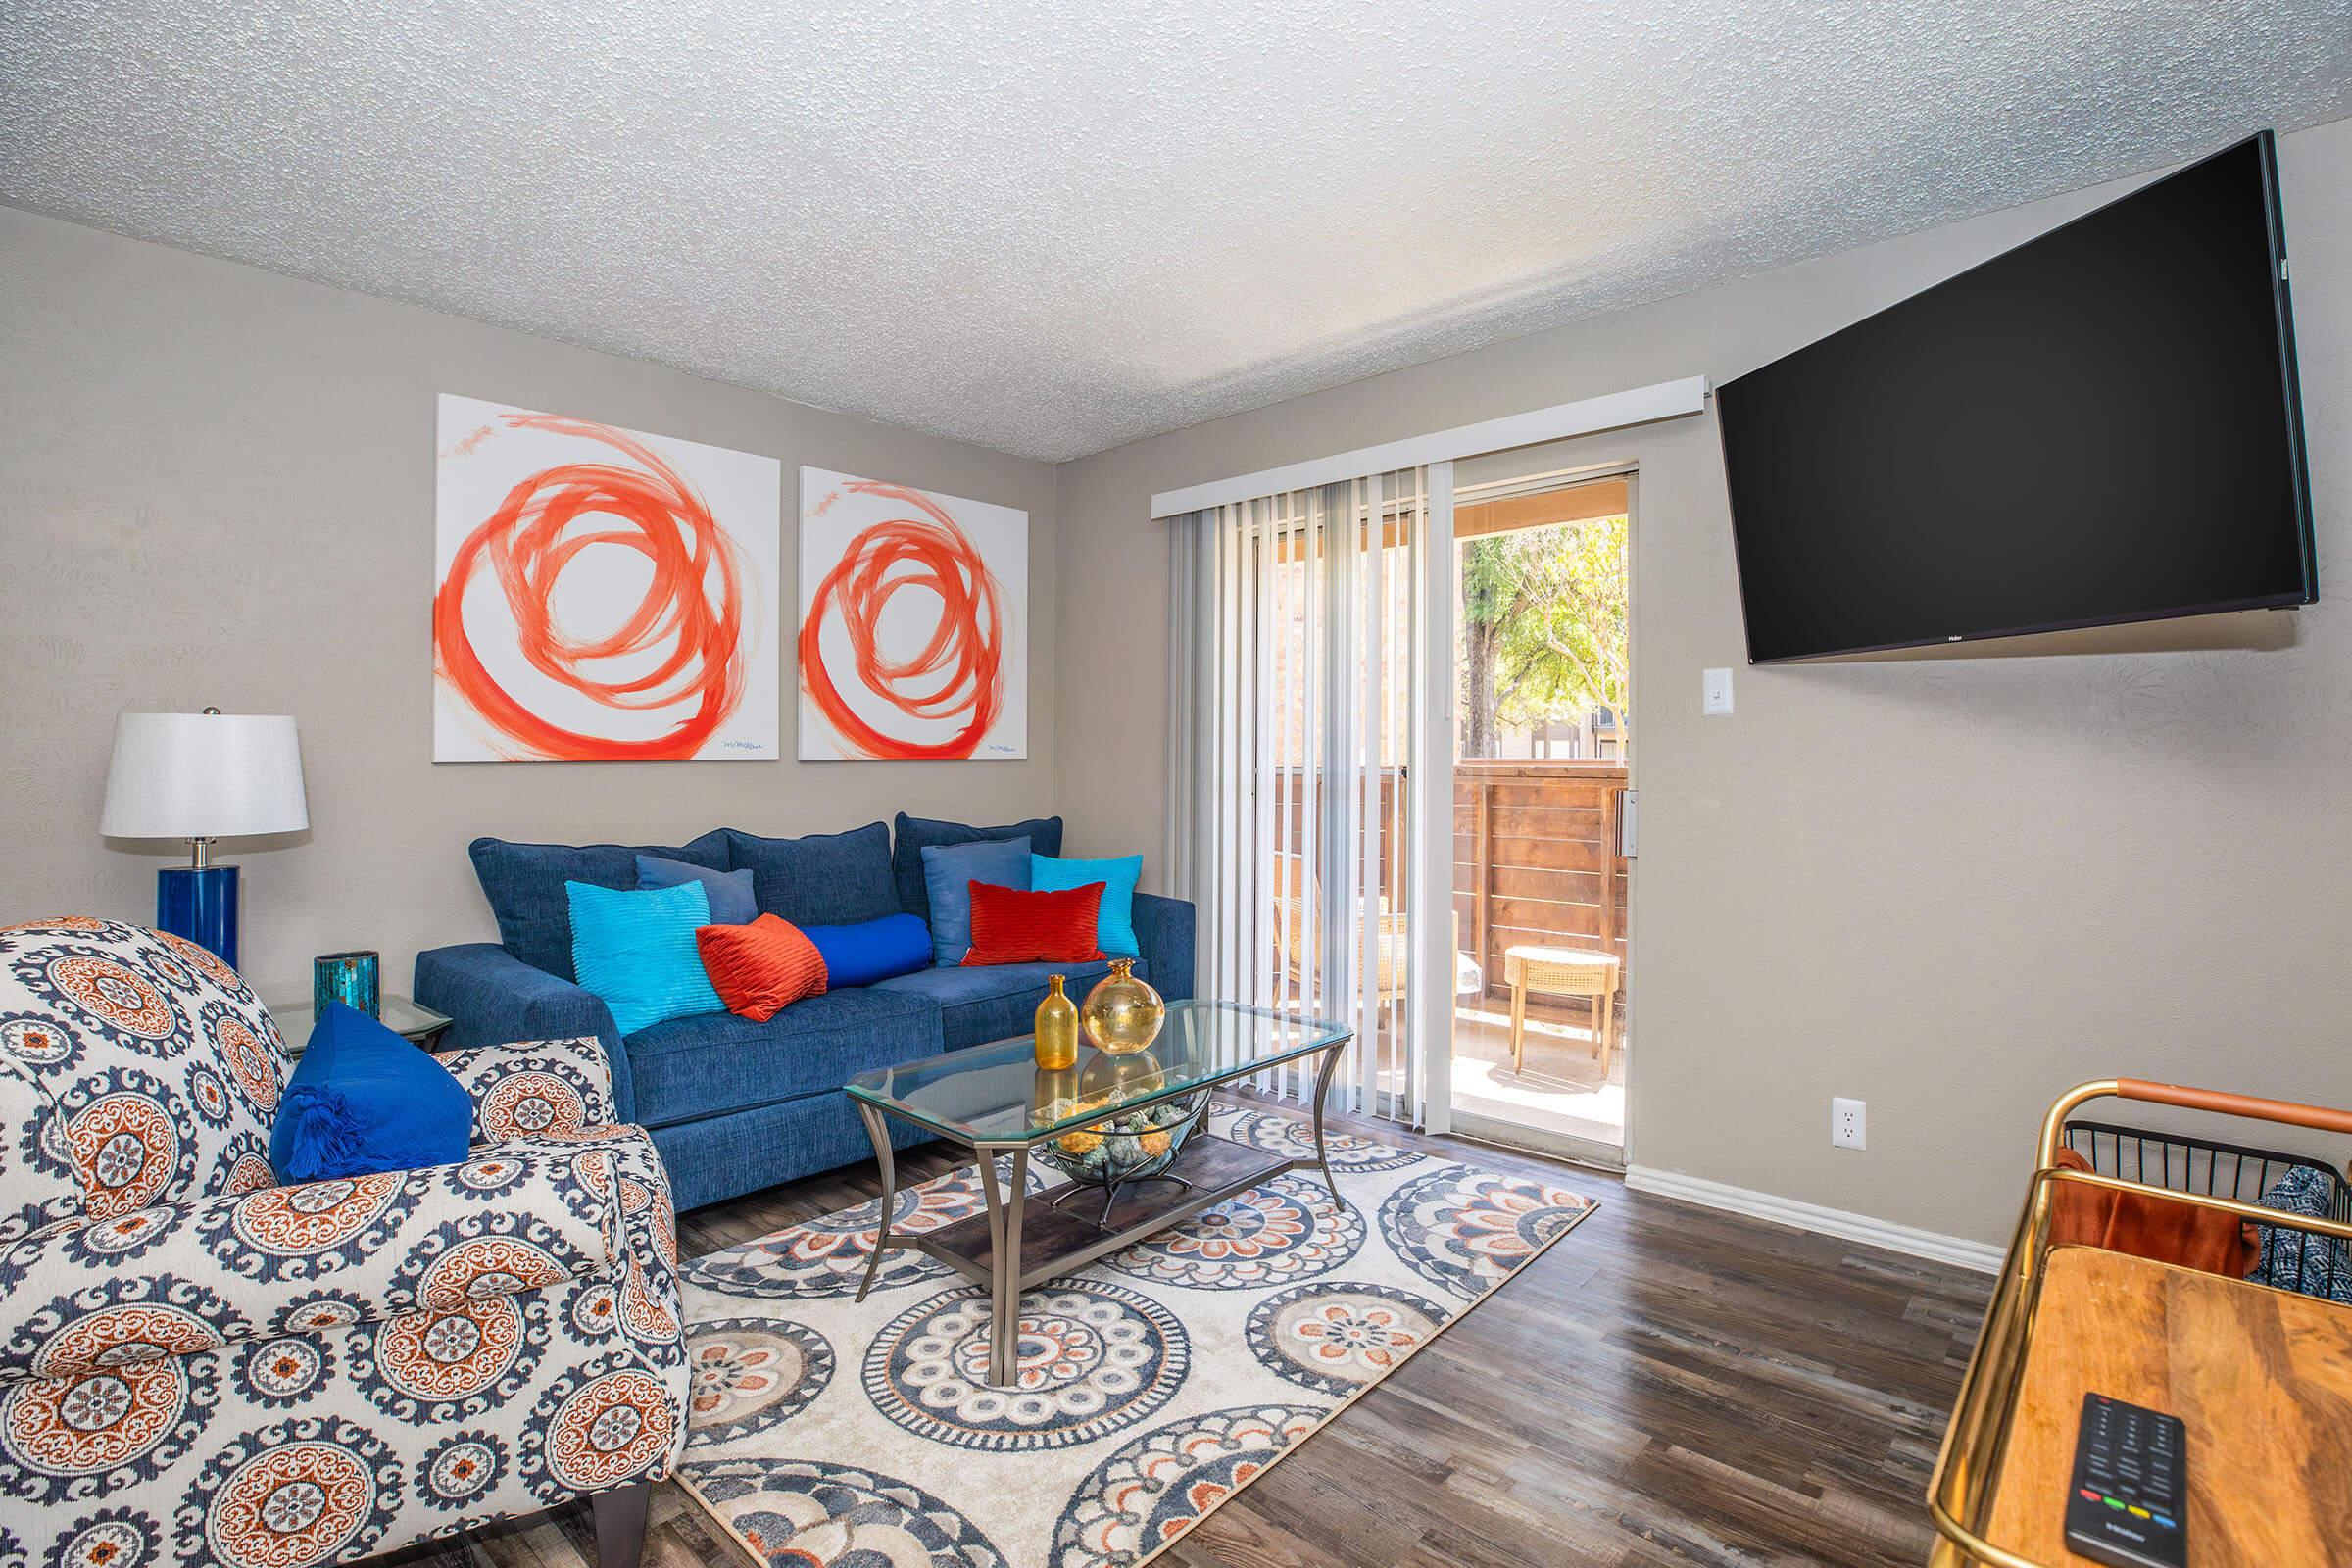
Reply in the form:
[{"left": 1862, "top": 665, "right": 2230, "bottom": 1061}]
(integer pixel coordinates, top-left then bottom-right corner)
[
  {"left": 798, "top": 467, "right": 1027, "bottom": 761},
  {"left": 433, "top": 394, "right": 780, "bottom": 762}
]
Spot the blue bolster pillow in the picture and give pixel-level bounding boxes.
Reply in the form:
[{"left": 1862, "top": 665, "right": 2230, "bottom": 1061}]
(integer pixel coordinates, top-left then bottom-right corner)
[{"left": 799, "top": 912, "right": 933, "bottom": 988}]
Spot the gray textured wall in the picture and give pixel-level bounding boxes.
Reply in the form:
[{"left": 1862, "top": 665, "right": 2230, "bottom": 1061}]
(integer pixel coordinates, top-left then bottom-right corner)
[
  {"left": 0, "top": 207, "right": 1062, "bottom": 1004},
  {"left": 1053, "top": 117, "right": 2352, "bottom": 1246}
]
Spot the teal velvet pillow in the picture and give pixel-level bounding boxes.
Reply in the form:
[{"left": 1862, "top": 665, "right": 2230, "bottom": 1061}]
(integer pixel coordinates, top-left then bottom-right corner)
[
  {"left": 270, "top": 1002, "right": 472, "bottom": 1183},
  {"left": 1033, "top": 853, "right": 1143, "bottom": 957},
  {"left": 566, "top": 879, "right": 727, "bottom": 1036}
]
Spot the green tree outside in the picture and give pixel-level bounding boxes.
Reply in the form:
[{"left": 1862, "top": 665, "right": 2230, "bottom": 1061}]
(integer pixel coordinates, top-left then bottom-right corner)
[{"left": 1459, "top": 515, "right": 1629, "bottom": 758}]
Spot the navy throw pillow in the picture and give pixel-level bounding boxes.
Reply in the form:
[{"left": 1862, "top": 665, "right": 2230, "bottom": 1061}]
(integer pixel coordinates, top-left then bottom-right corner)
[
  {"left": 270, "top": 1003, "right": 472, "bottom": 1183},
  {"left": 919, "top": 836, "right": 1032, "bottom": 966},
  {"left": 468, "top": 831, "right": 730, "bottom": 981},
  {"left": 892, "top": 813, "right": 1063, "bottom": 923},
  {"left": 635, "top": 854, "right": 758, "bottom": 925},
  {"left": 800, "top": 912, "right": 934, "bottom": 988}
]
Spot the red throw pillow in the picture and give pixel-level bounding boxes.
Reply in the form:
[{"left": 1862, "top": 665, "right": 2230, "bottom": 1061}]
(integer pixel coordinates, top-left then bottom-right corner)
[
  {"left": 963, "top": 880, "right": 1106, "bottom": 966},
  {"left": 697, "top": 913, "right": 828, "bottom": 1021}
]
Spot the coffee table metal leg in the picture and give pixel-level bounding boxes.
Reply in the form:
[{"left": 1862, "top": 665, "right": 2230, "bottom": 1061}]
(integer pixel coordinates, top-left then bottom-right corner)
[
  {"left": 975, "top": 1145, "right": 1030, "bottom": 1388},
  {"left": 1310, "top": 1040, "right": 1347, "bottom": 1207},
  {"left": 854, "top": 1101, "right": 898, "bottom": 1304}
]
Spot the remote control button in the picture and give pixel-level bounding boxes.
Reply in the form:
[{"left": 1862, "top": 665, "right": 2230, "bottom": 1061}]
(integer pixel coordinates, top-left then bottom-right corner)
[{"left": 2080, "top": 1489, "right": 2101, "bottom": 1502}]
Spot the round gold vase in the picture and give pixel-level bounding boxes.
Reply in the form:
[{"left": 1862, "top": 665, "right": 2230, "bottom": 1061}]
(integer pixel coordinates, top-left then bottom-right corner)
[
  {"left": 1080, "top": 958, "right": 1165, "bottom": 1055},
  {"left": 1033, "top": 974, "right": 1079, "bottom": 1070}
]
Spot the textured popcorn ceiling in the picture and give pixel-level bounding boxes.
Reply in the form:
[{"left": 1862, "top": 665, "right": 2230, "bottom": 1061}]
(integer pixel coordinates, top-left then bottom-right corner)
[{"left": 3, "top": 2, "right": 2348, "bottom": 462}]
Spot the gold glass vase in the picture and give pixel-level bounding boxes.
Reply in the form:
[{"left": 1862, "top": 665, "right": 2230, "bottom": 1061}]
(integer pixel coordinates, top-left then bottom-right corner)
[
  {"left": 1034, "top": 974, "right": 1078, "bottom": 1070},
  {"left": 1081, "top": 958, "right": 1165, "bottom": 1055}
]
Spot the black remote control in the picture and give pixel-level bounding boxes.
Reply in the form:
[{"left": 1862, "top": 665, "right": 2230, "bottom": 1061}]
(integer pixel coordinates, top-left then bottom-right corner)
[{"left": 2065, "top": 1393, "right": 2187, "bottom": 1568}]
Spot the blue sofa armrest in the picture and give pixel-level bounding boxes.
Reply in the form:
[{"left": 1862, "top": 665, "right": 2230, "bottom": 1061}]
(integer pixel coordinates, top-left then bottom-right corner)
[
  {"left": 414, "top": 943, "right": 636, "bottom": 1124},
  {"left": 1132, "top": 893, "right": 1196, "bottom": 1003}
]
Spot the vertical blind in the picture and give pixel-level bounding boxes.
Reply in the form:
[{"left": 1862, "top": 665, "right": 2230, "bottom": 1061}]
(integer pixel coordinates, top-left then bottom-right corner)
[{"left": 1166, "top": 466, "right": 1438, "bottom": 1123}]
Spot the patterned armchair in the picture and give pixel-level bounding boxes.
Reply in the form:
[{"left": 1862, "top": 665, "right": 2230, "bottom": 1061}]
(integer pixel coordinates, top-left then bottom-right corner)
[{"left": 0, "top": 918, "right": 688, "bottom": 1568}]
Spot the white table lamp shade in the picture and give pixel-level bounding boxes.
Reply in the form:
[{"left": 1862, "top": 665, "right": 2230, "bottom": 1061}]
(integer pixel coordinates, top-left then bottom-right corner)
[{"left": 101, "top": 712, "right": 309, "bottom": 840}]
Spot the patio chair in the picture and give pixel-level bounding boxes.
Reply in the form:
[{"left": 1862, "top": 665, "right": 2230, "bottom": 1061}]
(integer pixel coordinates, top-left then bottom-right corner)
[{"left": 1274, "top": 854, "right": 1477, "bottom": 1009}]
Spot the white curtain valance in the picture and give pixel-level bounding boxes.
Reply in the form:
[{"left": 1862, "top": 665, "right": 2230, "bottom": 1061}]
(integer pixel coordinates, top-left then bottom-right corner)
[{"left": 1149, "top": 375, "right": 1704, "bottom": 518}]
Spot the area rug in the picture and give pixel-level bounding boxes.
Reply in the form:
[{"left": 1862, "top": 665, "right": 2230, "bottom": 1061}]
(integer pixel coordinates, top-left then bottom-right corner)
[{"left": 672, "top": 1101, "right": 1595, "bottom": 1567}]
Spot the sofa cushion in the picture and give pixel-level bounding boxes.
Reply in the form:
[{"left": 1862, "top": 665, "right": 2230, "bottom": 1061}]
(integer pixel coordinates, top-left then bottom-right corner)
[
  {"left": 723, "top": 822, "right": 899, "bottom": 927},
  {"left": 697, "top": 914, "right": 828, "bottom": 1023},
  {"left": 874, "top": 957, "right": 1145, "bottom": 1053},
  {"left": 1033, "top": 852, "right": 1144, "bottom": 957},
  {"left": 567, "top": 880, "right": 727, "bottom": 1036},
  {"left": 636, "top": 854, "right": 758, "bottom": 925},
  {"left": 919, "top": 835, "right": 1032, "bottom": 965},
  {"left": 892, "top": 813, "right": 1064, "bottom": 924},
  {"left": 964, "top": 881, "right": 1104, "bottom": 966},
  {"left": 621, "top": 984, "right": 944, "bottom": 1128},
  {"left": 802, "top": 912, "right": 932, "bottom": 988},
  {"left": 470, "top": 831, "right": 730, "bottom": 982}
]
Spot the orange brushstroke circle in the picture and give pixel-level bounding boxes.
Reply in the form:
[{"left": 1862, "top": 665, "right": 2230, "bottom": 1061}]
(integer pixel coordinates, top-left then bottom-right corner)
[
  {"left": 800, "top": 481, "right": 1005, "bottom": 761},
  {"left": 435, "top": 414, "right": 747, "bottom": 761}
]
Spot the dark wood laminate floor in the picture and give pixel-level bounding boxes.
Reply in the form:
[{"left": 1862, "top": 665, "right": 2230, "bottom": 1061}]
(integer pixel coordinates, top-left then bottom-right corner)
[{"left": 384, "top": 1105, "right": 1990, "bottom": 1568}]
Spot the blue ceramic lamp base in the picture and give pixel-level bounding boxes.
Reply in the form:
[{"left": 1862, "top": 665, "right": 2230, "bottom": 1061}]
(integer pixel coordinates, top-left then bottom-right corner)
[{"left": 158, "top": 863, "right": 239, "bottom": 971}]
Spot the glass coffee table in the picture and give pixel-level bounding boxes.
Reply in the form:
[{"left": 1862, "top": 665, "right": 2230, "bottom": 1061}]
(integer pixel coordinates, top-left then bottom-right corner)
[{"left": 846, "top": 999, "right": 1352, "bottom": 1387}]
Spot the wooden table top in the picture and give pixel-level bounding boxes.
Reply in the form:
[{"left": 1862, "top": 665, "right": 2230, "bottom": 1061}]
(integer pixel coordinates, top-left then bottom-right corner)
[{"left": 1983, "top": 1245, "right": 2352, "bottom": 1566}]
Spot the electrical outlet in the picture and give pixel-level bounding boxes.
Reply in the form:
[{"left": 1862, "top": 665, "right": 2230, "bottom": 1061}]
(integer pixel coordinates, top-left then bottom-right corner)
[{"left": 1832, "top": 1097, "right": 1867, "bottom": 1151}]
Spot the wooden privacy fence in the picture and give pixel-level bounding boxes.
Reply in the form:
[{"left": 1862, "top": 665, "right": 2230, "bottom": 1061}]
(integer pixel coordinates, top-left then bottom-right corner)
[
  {"left": 1268, "top": 761, "right": 1630, "bottom": 1004},
  {"left": 1454, "top": 760, "right": 1629, "bottom": 1000}
]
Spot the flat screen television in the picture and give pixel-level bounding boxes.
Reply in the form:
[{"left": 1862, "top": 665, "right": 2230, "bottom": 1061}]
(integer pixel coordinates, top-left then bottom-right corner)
[{"left": 1717, "top": 130, "right": 2315, "bottom": 663}]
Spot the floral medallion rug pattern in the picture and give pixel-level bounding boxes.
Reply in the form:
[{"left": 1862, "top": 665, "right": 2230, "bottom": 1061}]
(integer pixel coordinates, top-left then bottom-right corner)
[{"left": 674, "top": 1102, "right": 1595, "bottom": 1568}]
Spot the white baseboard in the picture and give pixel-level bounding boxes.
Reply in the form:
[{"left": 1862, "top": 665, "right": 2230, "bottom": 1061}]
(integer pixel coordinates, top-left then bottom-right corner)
[{"left": 1624, "top": 1164, "right": 2004, "bottom": 1274}]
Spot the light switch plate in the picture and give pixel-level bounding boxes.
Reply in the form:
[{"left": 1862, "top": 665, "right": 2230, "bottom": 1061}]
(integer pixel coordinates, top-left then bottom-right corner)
[{"left": 1703, "top": 667, "right": 1734, "bottom": 715}]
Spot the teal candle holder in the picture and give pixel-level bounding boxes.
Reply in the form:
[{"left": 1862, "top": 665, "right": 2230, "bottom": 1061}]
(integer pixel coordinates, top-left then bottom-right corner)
[{"left": 314, "top": 951, "right": 380, "bottom": 1018}]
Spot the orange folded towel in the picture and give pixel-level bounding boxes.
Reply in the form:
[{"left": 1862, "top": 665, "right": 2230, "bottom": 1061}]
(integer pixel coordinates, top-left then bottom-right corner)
[{"left": 2049, "top": 1147, "right": 2260, "bottom": 1277}]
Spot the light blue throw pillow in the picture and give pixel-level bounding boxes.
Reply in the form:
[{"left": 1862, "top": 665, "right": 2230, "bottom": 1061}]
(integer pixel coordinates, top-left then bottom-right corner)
[
  {"left": 1033, "top": 852, "right": 1143, "bottom": 958},
  {"left": 919, "top": 836, "right": 1031, "bottom": 966},
  {"left": 634, "top": 854, "right": 758, "bottom": 925},
  {"left": 565, "top": 879, "right": 727, "bottom": 1036}
]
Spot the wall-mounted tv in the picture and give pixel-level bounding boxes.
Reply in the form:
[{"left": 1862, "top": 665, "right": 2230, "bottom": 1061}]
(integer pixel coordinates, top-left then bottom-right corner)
[{"left": 1717, "top": 131, "right": 2315, "bottom": 663}]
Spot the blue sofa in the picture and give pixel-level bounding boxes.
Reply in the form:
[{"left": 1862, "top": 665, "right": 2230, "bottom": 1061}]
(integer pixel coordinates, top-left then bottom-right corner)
[{"left": 415, "top": 814, "right": 1196, "bottom": 1211}]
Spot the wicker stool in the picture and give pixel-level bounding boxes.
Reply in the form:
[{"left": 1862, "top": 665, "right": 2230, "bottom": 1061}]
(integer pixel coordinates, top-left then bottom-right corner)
[{"left": 1502, "top": 945, "right": 1622, "bottom": 1077}]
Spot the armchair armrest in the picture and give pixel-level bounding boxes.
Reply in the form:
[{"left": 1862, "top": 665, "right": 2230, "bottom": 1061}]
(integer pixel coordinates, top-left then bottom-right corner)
[
  {"left": 1133, "top": 892, "right": 1196, "bottom": 1003},
  {"left": 437, "top": 1036, "right": 619, "bottom": 1144},
  {"left": 0, "top": 1145, "right": 617, "bottom": 1386},
  {"left": 416, "top": 942, "right": 636, "bottom": 1122}
]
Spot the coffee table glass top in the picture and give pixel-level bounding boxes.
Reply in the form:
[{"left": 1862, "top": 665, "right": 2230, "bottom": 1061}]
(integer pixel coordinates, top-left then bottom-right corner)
[{"left": 847, "top": 999, "right": 1349, "bottom": 1145}]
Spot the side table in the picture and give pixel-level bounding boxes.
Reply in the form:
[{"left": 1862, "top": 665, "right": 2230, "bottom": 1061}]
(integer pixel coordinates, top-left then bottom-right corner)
[{"left": 270, "top": 992, "right": 455, "bottom": 1057}]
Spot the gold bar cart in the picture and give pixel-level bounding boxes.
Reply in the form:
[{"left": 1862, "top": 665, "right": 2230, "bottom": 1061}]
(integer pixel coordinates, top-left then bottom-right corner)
[{"left": 1928, "top": 1078, "right": 2352, "bottom": 1566}]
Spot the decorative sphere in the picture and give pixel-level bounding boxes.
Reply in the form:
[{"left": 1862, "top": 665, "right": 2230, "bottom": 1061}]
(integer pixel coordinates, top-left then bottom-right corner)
[{"left": 1081, "top": 959, "right": 1165, "bottom": 1055}]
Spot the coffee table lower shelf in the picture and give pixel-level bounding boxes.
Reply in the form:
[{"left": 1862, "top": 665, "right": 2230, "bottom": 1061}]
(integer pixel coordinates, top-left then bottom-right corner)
[
  {"left": 916, "top": 1133, "right": 1291, "bottom": 1293},
  {"left": 848, "top": 1015, "right": 1351, "bottom": 1387}
]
